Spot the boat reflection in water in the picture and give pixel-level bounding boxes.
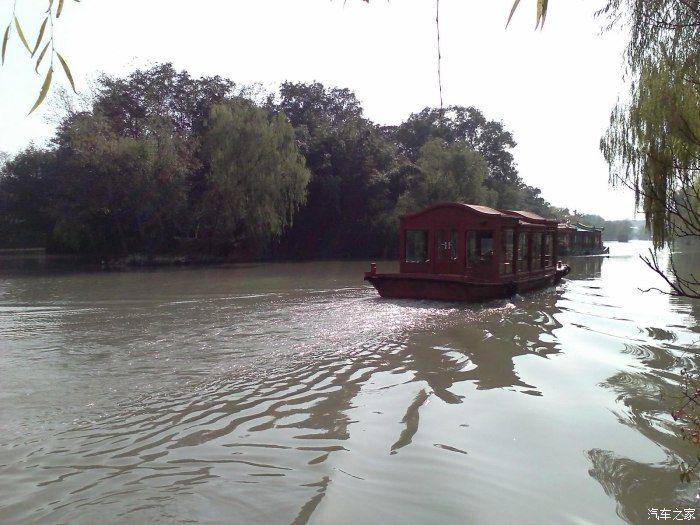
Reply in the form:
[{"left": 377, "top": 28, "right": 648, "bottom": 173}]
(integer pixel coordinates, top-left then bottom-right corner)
[{"left": 564, "top": 253, "right": 604, "bottom": 279}]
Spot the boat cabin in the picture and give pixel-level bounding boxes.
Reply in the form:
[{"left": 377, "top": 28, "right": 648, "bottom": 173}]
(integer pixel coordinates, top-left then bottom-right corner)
[
  {"left": 399, "top": 203, "right": 558, "bottom": 282},
  {"left": 557, "top": 222, "right": 605, "bottom": 255}
]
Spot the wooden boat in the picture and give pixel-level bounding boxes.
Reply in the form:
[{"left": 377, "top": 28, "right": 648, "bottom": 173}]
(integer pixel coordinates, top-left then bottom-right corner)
[
  {"left": 558, "top": 222, "right": 609, "bottom": 255},
  {"left": 364, "top": 203, "right": 571, "bottom": 302}
]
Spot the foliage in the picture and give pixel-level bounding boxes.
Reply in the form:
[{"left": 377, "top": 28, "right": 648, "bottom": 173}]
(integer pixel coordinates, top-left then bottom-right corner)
[
  {"left": 392, "top": 106, "right": 550, "bottom": 213},
  {"left": 199, "top": 100, "right": 310, "bottom": 248},
  {"left": 506, "top": 0, "right": 550, "bottom": 29},
  {"left": 0, "top": 65, "right": 588, "bottom": 260},
  {"left": 2, "top": 0, "right": 78, "bottom": 113},
  {"left": 92, "top": 64, "right": 235, "bottom": 138},
  {"left": 0, "top": 65, "right": 312, "bottom": 258},
  {"left": 0, "top": 146, "right": 55, "bottom": 248},
  {"left": 599, "top": 0, "right": 700, "bottom": 298},
  {"left": 396, "top": 138, "right": 493, "bottom": 214},
  {"left": 48, "top": 112, "right": 191, "bottom": 255},
  {"left": 602, "top": 58, "right": 700, "bottom": 248},
  {"left": 271, "top": 82, "right": 398, "bottom": 259}
]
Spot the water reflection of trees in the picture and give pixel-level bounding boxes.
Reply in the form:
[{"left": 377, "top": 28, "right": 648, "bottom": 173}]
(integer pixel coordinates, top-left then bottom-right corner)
[
  {"left": 670, "top": 250, "right": 700, "bottom": 324},
  {"left": 588, "top": 315, "right": 700, "bottom": 520},
  {"left": 588, "top": 448, "right": 686, "bottom": 524}
]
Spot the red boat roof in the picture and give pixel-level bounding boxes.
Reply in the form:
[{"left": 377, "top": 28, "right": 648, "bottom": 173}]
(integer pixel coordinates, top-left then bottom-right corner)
[
  {"left": 501, "top": 209, "right": 558, "bottom": 226},
  {"left": 401, "top": 202, "right": 517, "bottom": 220},
  {"left": 464, "top": 204, "right": 512, "bottom": 217},
  {"left": 504, "top": 210, "right": 547, "bottom": 221}
]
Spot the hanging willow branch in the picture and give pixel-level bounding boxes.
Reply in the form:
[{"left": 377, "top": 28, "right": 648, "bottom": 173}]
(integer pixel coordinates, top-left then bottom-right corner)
[
  {"left": 1, "top": 0, "right": 79, "bottom": 113},
  {"left": 3, "top": 0, "right": 552, "bottom": 114}
]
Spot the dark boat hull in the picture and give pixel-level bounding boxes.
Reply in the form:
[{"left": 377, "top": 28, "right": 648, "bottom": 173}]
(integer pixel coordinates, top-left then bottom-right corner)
[{"left": 364, "top": 267, "right": 569, "bottom": 302}]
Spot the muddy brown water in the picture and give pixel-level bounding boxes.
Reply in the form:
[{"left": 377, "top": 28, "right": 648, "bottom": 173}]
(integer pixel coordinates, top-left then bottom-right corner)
[{"left": 0, "top": 241, "right": 699, "bottom": 524}]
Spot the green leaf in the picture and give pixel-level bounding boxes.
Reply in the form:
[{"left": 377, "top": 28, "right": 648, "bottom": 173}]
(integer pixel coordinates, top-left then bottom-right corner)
[
  {"left": 56, "top": 52, "right": 75, "bottom": 92},
  {"left": 32, "top": 17, "right": 48, "bottom": 57},
  {"left": 536, "top": 0, "right": 549, "bottom": 29},
  {"left": 57, "top": 0, "right": 65, "bottom": 18},
  {"left": 14, "top": 17, "right": 31, "bottom": 54},
  {"left": 35, "top": 41, "right": 50, "bottom": 73},
  {"left": 46, "top": 0, "right": 54, "bottom": 14},
  {"left": 506, "top": 0, "right": 521, "bottom": 28},
  {"left": 1, "top": 24, "right": 9, "bottom": 65},
  {"left": 29, "top": 66, "right": 52, "bottom": 115}
]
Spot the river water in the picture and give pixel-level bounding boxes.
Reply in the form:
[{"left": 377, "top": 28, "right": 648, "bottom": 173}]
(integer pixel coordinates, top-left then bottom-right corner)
[{"left": 0, "top": 241, "right": 698, "bottom": 524}]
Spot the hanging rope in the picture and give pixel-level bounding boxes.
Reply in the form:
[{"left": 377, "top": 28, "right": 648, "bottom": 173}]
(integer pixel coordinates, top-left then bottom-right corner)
[{"left": 436, "top": 0, "right": 444, "bottom": 121}]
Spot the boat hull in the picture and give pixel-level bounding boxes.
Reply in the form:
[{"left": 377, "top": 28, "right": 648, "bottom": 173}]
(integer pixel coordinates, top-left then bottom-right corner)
[{"left": 364, "top": 267, "right": 569, "bottom": 302}]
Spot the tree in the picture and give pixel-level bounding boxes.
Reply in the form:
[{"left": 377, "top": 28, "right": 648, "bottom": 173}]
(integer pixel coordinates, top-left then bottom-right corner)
[
  {"left": 92, "top": 63, "right": 235, "bottom": 138},
  {"left": 392, "top": 106, "right": 552, "bottom": 212},
  {"left": 272, "top": 82, "right": 398, "bottom": 259},
  {"left": 198, "top": 99, "right": 310, "bottom": 253},
  {"left": 0, "top": 146, "right": 55, "bottom": 248},
  {"left": 88, "top": 63, "right": 237, "bottom": 214},
  {"left": 0, "top": 65, "right": 313, "bottom": 258},
  {"left": 600, "top": 1, "right": 700, "bottom": 298},
  {"left": 396, "top": 138, "right": 493, "bottom": 213},
  {"left": 49, "top": 111, "right": 191, "bottom": 255}
]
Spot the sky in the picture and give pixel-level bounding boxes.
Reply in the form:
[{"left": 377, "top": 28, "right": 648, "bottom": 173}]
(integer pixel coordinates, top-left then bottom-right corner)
[{"left": 0, "top": 0, "right": 638, "bottom": 220}]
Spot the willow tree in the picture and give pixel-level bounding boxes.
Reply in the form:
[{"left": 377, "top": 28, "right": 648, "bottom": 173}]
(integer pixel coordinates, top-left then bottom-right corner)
[
  {"left": 600, "top": 0, "right": 700, "bottom": 298},
  {"left": 396, "top": 138, "right": 494, "bottom": 214},
  {"left": 199, "top": 100, "right": 310, "bottom": 252}
]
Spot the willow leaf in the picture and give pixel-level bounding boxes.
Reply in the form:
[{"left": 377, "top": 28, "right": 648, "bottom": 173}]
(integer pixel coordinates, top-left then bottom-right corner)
[
  {"left": 56, "top": 52, "right": 75, "bottom": 92},
  {"left": 32, "top": 17, "right": 48, "bottom": 57},
  {"left": 1, "top": 24, "right": 9, "bottom": 65},
  {"left": 14, "top": 17, "right": 31, "bottom": 53},
  {"left": 29, "top": 66, "right": 52, "bottom": 114},
  {"left": 57, "top": 0, "right": 65, "bottom": 18},
  {"left": 46, "top": 0, "right": 54, "bottom": 14},
  {"left": 506, "top": 0, "right": 521, "bottom": 28},
  {"left": 536, "top": 0, "right": 548, "bottom": 29},
  {"left": 35, "top": 41, "right": 50, "bottom": 73}
]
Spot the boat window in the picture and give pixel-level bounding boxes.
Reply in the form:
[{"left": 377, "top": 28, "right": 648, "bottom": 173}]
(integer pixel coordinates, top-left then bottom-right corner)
[
  {"left": 480, "top": 232, "right": 494, "bottom": 265},
  {"left": 466, "top": 231, "right": 477, "bottom": 265},
  {"left": 405, "top": 230, "right": 428, "bottom": 263},
  {"left": 467, "top": 231, "right": 493, "bottom": 266},
  {"left": 517, "top": 232, "right": 529, "bottom": 272},
  {"left": 533, "top": 233, "right": 543, "bottom": 270},
  {"left": 450, "top": 231, "right": 458, "bottom": 260},
  {"left": 500, "top": 228, "right": 514, "bottom": 275},
  {"left": 544, "top": 233, "right": 554, "bottom": 267}
]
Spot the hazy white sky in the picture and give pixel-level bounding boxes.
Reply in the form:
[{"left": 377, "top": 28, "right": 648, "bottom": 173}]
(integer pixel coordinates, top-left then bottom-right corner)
[{"left": 0, "top": 0, "right": 637, "bottom": 219}]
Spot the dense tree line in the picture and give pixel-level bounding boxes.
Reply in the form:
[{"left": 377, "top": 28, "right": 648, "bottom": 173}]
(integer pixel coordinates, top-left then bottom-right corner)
[{"left": 0, "top": 64, "right": 587, "bottom": 261}]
